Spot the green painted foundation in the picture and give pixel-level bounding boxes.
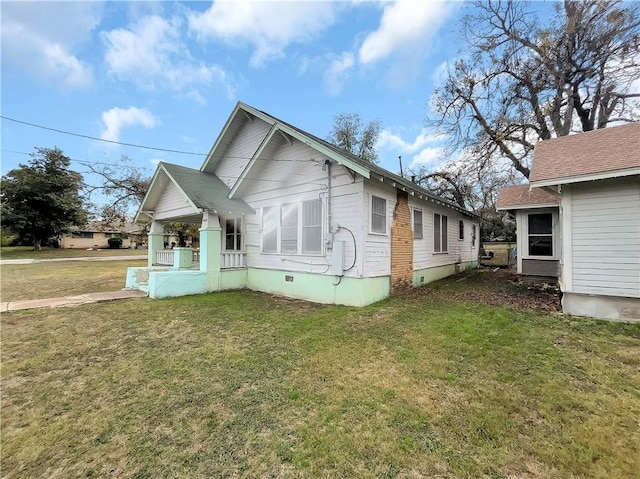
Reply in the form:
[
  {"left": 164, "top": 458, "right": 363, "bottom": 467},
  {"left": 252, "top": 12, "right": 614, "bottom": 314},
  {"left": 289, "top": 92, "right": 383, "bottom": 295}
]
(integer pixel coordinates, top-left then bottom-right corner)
[
  {"left": 148, "top": 270, "right": 207, "bottom": 299},
  {"left": 246, "top": 268, "right": 390, "bottom": 307},
  {"left": 412, "top": 261, "right": 478, "bottom": 287},
  {"left": 127, "top": 261, "right": 477, "bottom": 306},
  {"left": 220, "top": 269, "right": 247, "bottom": 291}
]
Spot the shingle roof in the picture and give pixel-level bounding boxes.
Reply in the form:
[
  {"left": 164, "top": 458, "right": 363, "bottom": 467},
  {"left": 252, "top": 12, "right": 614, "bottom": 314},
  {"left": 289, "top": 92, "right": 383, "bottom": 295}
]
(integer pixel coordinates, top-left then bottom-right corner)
[
  {"left": 530, "top": 122, "right": 640, "bottom": 185},
  {"left": 160, "top": 162, "right": 254, "bottom": 214},
  {"left": 496, "top": 185, "right": 559, "bottom": 210}
]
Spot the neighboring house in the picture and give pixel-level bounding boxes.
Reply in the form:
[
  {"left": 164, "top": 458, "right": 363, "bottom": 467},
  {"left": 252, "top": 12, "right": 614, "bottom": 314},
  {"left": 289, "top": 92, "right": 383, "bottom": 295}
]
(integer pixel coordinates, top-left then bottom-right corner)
[
  {"left": 126, "top": 102, "right": 480, "bottom": 306},
  {"left": 60, "top": 222, "right": 141, "bottom": 249},
  {"left": 497, "top": 123, "right": 640, "bottom": 320},
  {"left": 495, "top": 185, "right": 560, "bottom": 277}
]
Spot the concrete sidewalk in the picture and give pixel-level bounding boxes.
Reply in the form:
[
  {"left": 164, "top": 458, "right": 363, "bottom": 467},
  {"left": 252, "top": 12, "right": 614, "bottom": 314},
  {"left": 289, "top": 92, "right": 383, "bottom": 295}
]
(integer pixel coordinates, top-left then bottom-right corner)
[
  {"left": 0, "top": 289, "right": 148, "bottom": 312},
  {"left": 0, "top": 255, "right": 147, "bottom": 265}
]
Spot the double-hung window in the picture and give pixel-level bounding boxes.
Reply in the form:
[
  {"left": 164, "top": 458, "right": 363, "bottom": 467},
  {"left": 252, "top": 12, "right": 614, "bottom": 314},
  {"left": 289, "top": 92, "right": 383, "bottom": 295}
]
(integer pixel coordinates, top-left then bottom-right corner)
[
  {"left": 302, "top": 200, "right": 322, "bottom": 254},
  {"left": 371, "top": 196, "right": 386, "bottom": 234},
  {"left": 225, "top": 218, "right": 242, "bottom": 251},
  {"left": 262, "top": 200, "right": 323, "bottom": 254},
  {"left": 434, "top": 213, "right": 448, "bottom": 253},
  {"left": 413, "top": 209, "right": 423, "bottom": 239},
  {"left": 280, "top": 203, "right": 298, "bottom": 254},
  {"left": 262, "top": 206, "right": 278, "bottom": 253},
  {"left": 528, "top": 213, "right": 553, "bottom": 256}
]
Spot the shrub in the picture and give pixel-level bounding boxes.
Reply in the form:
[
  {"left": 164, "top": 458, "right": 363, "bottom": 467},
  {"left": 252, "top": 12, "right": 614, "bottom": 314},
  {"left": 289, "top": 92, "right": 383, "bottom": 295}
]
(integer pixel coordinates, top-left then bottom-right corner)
[{"left": 107, "top": 237, "right": 123, "bottom": 249}]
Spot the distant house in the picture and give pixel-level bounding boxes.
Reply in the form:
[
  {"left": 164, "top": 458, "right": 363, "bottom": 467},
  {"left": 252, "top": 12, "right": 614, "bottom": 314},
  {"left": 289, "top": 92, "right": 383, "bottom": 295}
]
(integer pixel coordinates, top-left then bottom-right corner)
[
  {"left": 126, "top": 102, "right": 480, "bottom": 306},
  {"left": 497, "top": 123, "right": 640, "bottom": 321},
  {"left": 60, "top": 222, "right": 141, "bottom": 249}
]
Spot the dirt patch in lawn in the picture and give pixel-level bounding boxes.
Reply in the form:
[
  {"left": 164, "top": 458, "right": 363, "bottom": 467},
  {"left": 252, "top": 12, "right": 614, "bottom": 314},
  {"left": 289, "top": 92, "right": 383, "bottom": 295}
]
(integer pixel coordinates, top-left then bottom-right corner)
[{"left": 401, "top": 267, "right": 562, "bottom": 313}]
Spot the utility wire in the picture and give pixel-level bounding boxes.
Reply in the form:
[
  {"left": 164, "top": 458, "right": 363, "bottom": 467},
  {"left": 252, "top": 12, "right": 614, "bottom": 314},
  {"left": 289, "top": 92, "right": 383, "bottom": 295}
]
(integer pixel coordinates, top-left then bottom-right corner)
[{"left": 1, "top": 115, "right": 208, "bottom": 156}]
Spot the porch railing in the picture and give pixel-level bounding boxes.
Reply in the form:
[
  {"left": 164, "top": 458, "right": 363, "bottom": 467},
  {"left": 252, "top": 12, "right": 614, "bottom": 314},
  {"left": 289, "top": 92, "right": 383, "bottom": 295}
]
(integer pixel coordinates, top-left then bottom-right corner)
[
  {"left": 221, "top": 252, "right": 246, "bottom": 269},
  {"left": 155, "top": 250, "right": 175, "bottom": 266},
  {"left": 155, "top": 249, "right": 245, "bottom": 269}
]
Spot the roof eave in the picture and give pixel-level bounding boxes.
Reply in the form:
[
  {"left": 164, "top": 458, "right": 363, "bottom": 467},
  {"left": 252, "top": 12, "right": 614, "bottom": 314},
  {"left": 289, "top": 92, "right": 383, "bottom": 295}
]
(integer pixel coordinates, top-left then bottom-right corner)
[
  {"left": 496, "top": 203, "right": 559, "bottom": 211},
  {"left": 530, "top": 166, "right": 640, "bottom": 188}
]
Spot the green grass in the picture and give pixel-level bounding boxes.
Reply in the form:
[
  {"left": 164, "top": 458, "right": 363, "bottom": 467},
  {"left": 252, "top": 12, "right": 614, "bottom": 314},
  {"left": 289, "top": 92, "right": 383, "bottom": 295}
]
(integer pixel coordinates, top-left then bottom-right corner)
[
  {"left": 0, "top": 246, "right": 145, "bottom": 260},
  {"left": 2, "top": 277, "right": 639, "bottom": 478},
  {"left": 1, "top": 260, "right": 146, "bottom": 302}
]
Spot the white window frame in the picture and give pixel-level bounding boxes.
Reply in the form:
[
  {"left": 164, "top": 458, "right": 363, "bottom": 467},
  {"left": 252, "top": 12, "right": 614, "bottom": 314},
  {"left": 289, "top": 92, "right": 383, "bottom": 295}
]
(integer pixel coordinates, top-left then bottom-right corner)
[
  {"left": 302, "top": 199, "right": 323, "bottom": 254},
  {"left": 413, "top": 208, "right": 423, "bottom": 239},
  {"left": 371, "top": 195, "right": 387, "bottom": 235},
  {"left": 262, "top": 206, "right": 278, "bottom": 253},
  {"left": 223, "top": 217, "right": 243, "bottom": 251},
  {"left": 458, "top": 220, "right": 464, "bottom": 241},
  {"left": 433, "top": 213, "right": 448, "bottom": 253},
  {"left": 280, "top": 203, "right": 299, "bottom": 254},
  {"left": 525, "top": 212, "right": 555, "bottom": 258},
  {"left": 261, "top": 200, "right": 323, "bottom": 255}
]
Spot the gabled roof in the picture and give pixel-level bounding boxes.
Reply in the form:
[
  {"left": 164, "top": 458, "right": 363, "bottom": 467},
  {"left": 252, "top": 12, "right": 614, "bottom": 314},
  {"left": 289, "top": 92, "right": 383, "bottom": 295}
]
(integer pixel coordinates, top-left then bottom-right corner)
[
  {"left": 530, "top": 122, "right": 640, "bottom": 187},
  {"left": 496, "top": 185, "right": 559, "bottom": 211},
  {"left": 135, "top": 162, "right": 254, "bottom": 222},
  {"left": 221, "top": 102, "right": 478, "bottom": 219}
]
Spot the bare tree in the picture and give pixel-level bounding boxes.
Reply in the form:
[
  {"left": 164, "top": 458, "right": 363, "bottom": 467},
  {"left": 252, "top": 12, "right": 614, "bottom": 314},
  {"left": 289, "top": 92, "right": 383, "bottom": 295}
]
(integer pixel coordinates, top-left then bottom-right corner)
[
  {"left": 428, "top": 0, "right": 640, "bottom": 180},
  {"left": 327, "top": 112, "right": 381, "bottom": 163},
  {"left": 83, "top": 156, "right": 151, "bottom": 226}
]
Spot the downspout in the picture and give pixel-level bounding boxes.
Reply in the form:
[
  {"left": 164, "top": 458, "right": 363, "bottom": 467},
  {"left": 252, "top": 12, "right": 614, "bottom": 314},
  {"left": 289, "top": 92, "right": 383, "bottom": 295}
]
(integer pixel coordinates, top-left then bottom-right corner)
[{"left": 325, "top": 160, "right": 333, "bottom": 249}]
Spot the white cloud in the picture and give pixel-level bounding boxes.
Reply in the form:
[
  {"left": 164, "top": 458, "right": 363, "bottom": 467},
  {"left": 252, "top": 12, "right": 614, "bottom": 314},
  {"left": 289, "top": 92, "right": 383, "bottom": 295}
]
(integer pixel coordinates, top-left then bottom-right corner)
[
  {"left": 378, "top": 129, "right": 443, "bottom": 152},
  {"left": 102, "top": 15, "right": 234, "bottom": 101},
  {"left": 324, "top": 52, "right": 355, "bottom": 96},
  {"left": 358, "top": 1, "right": 452, "bottom": 65},
  {"left": 409, "top": 146, "right": 446, "bottom": 168},
  {"left": 100, "top": 107, "right": 158, "bottom": 142},
  {"left": 1, "top": 2, "right": 101, "bottom": 88},
  {"left": 377, "top": 128, "right": 447, "bottom": 170},
  {"left": 188, "top": 1, "right": 337, "bottom": 68}
]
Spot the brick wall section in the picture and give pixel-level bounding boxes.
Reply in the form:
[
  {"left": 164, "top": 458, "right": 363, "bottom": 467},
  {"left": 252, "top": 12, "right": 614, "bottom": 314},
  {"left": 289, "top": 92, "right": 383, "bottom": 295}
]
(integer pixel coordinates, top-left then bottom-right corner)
[{"left": 390, "top": 190, "right": 413, "bottom": 291}]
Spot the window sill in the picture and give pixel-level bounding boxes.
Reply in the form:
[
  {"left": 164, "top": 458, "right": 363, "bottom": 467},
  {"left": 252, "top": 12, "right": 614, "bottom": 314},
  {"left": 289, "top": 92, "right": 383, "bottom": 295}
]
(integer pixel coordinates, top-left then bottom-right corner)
[
  {"left": 369, "top": 231, "right": 388, "bottom": 236},
  {"left": 432, "top": 251, "right": 449, "bottom": 255}
]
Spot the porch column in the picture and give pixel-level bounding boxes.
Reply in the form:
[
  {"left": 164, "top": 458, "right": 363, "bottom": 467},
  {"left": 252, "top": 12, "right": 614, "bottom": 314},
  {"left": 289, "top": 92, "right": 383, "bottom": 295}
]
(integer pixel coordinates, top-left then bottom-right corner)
[
  {"left": 148, "top": 221, "right": 164, "bottom": 268},
  {"left": 200, "top": 211, "right": 221, "bottom": 290}
]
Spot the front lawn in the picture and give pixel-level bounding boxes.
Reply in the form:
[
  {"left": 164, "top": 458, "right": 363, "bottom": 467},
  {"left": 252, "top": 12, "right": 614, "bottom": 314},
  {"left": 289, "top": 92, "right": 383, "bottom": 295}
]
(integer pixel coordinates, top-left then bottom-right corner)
[
  {"left": 1, "top": 260, "right": 147, "bottom": 302},
  {"left": 2, "top": 273, "right": 639, "bottom": 478}
]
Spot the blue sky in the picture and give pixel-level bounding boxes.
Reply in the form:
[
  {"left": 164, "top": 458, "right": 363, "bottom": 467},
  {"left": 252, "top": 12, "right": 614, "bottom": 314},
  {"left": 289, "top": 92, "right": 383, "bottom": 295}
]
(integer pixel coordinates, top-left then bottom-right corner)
[{"left": 1, "top": 1, "right": 552, "bottom": 188}]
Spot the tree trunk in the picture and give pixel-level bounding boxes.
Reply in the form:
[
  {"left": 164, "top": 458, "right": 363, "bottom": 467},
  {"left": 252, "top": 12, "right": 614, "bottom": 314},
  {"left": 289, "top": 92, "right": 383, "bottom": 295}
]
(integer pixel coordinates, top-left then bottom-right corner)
[{"left": 33, "top": 238, "right": 42, "bottom": 251}]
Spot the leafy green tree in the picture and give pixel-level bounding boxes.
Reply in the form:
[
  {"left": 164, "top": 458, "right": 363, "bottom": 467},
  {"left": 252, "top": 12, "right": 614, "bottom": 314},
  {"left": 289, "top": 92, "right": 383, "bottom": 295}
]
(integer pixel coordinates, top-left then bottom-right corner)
[
  {"left": 1, "top": 147, "right": 87, "bottom": 250},
  {"left": 327, "top": 112, "right": 381, "bottom": 163}
]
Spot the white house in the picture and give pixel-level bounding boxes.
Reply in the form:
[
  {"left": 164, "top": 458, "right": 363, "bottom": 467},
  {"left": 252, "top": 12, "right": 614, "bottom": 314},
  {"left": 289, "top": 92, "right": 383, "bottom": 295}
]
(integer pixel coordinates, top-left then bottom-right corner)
[
  {"left": 126, "top": 102, "right": 480, "bottom": 306},
  {"left": 497, "top": 123, "right": 640, "bottom": 321}
]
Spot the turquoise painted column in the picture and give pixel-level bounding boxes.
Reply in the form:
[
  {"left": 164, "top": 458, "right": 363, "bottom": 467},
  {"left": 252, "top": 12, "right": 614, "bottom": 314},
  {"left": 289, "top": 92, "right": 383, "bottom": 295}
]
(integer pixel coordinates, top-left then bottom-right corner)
[
  {"left": 172, "top": 247, "right": 193, "bottom": 269},
  {"left": 147, "top": 221, "right": 164, "bottom": 268},
  {"left": 199, "top": 211, "right": 221, "bottom": 291}
]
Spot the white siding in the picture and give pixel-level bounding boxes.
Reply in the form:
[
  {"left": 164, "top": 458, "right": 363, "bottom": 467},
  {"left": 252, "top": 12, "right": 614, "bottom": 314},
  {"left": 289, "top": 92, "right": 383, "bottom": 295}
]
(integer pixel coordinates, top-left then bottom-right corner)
[
  {"left": 362, "top": 181, "right": 396, "bottom": 277},
  {"left": 241, "top": 138, "right": 365, "bottom": 278},
  {"left": 153, "top": 180, "right": 196, "bottom": 220},
  {"left": 570, "top": 179, "right": 640, "bottom": 298},
  {"left": 214, "top": 118, "right": 273, "bottom": 189},
  {"left": 410, "top": 197, "right": 479, "bottom": 270}
]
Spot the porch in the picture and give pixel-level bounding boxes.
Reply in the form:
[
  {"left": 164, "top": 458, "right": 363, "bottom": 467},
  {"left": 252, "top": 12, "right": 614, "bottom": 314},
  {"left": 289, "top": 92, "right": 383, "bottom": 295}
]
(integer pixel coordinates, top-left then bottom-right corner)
[{"left": 125, "top": 211, "right": 251, "bottom": 299}]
